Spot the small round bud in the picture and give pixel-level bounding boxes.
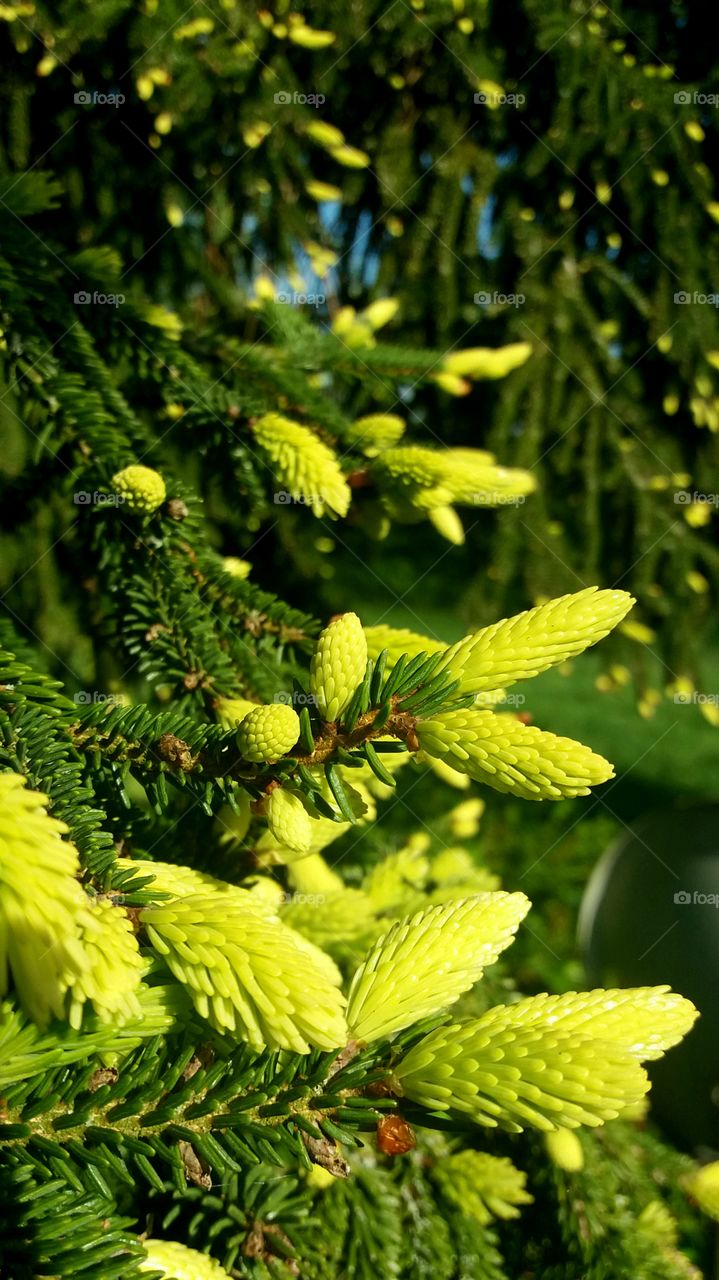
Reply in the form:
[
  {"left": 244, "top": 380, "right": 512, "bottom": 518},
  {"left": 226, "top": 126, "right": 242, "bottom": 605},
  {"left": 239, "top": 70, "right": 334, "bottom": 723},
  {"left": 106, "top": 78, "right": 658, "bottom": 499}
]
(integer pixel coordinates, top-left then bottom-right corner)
[
  {"left": 112, "top": 464, "right": 167, "bottom": 513},
  {"left": 235, "top": 703, "right": 300, "bottom": 763}
]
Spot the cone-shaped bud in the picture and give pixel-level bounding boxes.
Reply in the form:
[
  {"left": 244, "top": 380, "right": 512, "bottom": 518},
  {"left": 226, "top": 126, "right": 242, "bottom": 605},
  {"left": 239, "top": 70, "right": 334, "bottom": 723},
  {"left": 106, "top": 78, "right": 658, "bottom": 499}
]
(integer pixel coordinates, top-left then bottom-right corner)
[
  {"left": 393, "top": 986, "right": 697, "bottom": 1131},
  {"left": 435, "top": 587, "right": 635, "bottom": 694},
  {"left": 303, "top": 121, "right": 345, "bottom": 148},
  {"left": 235, "top": 702, "right": 300, "bottom": 762},
  {"left": 428, "top": 504, "right": 465, "bottom": 544},
  {"left": 544, "top": 1128, "right": 585, "bottom": 1171},
  {"left": 310, "top": 611, "right": 368, "bottom": 722},
  {"left": 347, "top": 893, "right": 530, "bottom": 1042},
  {"left": 140, "top": 893, "right": 347, "bottom": 1052},
  {"left": 417, "top": 709, "right": 614, "bottom": 800},
  {"left": 266, "top": 787, "right": 313, "bottom": 854},
  {"left": 67, "top": 897, "right": 144, "bottom": 1029},
  {"left": 346, "top": 413, "right": 406, "bottom": 456},
  {"left": 440, "top": 342, "right": 532, "bottom": 379},
  {"left": 362, "top": 298, "right": 400, "bottom": 330},
  {"left": 111, "top": 464, "right": 166, "bottom": 512},
  {"left": 0, "top": 774, "right": 87, "bottom": 1026},
  {"left": 252, "top": 413, "right": 350, "bottom": 517},
  {"left": 287, "top": 24, "right": 335, "bottom": 49}
]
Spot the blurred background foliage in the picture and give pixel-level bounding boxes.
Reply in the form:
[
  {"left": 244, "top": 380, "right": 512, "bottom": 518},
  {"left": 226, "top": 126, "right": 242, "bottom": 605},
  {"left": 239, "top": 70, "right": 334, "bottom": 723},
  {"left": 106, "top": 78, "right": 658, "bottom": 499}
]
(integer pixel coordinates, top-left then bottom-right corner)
[{"left": 1, "top": 0, "right": 718, "bottom": 711}]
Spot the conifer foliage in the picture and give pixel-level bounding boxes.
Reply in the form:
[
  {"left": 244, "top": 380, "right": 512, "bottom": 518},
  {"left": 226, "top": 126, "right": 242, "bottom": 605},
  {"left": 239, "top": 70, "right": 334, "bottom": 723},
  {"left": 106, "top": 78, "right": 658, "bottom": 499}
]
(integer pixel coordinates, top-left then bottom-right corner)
[{"left": 0, "top": 2, "right": 715, "bottom": 1277}]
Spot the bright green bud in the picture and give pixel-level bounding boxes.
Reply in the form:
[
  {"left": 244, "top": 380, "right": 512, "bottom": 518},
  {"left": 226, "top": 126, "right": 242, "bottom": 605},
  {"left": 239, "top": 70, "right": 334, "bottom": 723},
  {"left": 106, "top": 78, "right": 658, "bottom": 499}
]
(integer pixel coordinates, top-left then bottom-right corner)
[
  {"left": 252, "top": 412, "right": 351, "bottom": 518},
  {"left": 310, "top": 611, "right": 368, "bottom": 722},
  {"left": 346, "top": 413, "right": 406, "bottom": 456},
  {"left": 428, "top": 504, "right": 465, "bottom": 544},
  {"left": 440, "top": 342, "right": 532, "bottom": 379},
  {"left": 432, "top": 1151, "right": 533, "bottom": 1224},
  {"left": 266, "top": 786, "right": 313, "bottom": 854},
  {"left": 374, "top": 444, "right": 535, "bottom": 513},
  {"left": 504, "top": 985, "right": 697, "bottom": 1060},
  {"left": 222, "top": 555, "right": 251, "bottom": 578},
  {"left": 683, "top": 1162, "right": 719, "bottom": 1220},
  {"left": 111, "top": 463, "right": 166, "bottom": 512},
  {"left": 235, "top": 702, "right": 300, "bottom": 762},
  {"left": 303, "top": 120, "right": 345, "bottom": 148},
  {"left": 140, "top": 1238, "right": 232, "bottom": 1279},
  {"left": 347, "top": 893, "right": 529, "bottom": 1042},
  {"left": 436, "top": 587, "right": 635, "bottom": 694},
  {"left": 361, "top": 297, "right": 400, "bottom": 330},
  {"left": 67, "top": 897, "right": 144, "bottom": 1030},
  {"left": 417, "top": 709, "right": 614, "bottom": 800},
  {"left": 0, "top": 774, "right": 87, "bottom": 1026},
  {"left": 214, "top": 695, "right": 256, "bottom": 728},
  {"left": 364, "top": 623, "right": 444, "bottom": 667},
  {"left": 544, "top": 1128, "right": 584, "bottom": 1171},
  {"left": 437, "top": 448, "right": 535, "bottom": 507},
  {"left": 141, "top": 893, "right": 347, "bottom": 1052},
  {"left": 374, "top": 445, "right": 455, "bottom": 507},
  {"left": 258, "top": 812, "right": 349, "bottom": 863},
  {"left": 393, "top": 986, "right": 697, "bottom": 1131},
  {"left": 287, "top": 24, "right": 335, "bottom": 49},
  {"left": 329, "top": 142, "right": 370, "bottom": 168}
]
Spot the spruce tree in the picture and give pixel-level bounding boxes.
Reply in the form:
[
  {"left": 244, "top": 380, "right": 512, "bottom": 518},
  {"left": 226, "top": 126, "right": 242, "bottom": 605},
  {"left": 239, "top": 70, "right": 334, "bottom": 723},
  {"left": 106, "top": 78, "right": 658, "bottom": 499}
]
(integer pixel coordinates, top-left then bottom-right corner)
[{"left": 0, "top": 2, "right": 716, "bottom": 1278}]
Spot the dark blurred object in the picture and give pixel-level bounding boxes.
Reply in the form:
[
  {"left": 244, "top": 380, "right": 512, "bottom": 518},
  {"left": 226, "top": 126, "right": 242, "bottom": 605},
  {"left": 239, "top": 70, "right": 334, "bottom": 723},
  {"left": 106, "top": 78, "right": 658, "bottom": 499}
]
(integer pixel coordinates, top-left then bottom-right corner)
[{"left": 579, "top": 805, "right": 719, "bottom": 1152}]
